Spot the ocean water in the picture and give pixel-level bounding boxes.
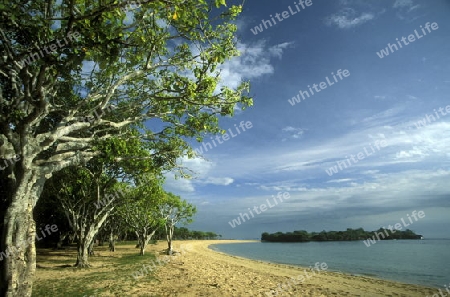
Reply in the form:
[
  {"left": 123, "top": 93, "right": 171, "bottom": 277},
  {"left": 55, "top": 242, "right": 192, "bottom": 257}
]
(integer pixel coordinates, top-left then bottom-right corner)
[{"left": 210, "top": 239, "right": 450, "bottom": 288}]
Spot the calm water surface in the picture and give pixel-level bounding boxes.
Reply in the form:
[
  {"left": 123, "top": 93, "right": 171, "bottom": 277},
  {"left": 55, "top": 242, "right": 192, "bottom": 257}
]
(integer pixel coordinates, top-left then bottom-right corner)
[{"left": 210, "top": 239, "right": 450, "bottom": 288}]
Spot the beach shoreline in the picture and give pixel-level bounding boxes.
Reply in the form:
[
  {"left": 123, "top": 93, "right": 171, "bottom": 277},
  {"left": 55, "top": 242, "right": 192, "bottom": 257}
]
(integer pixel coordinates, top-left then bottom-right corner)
[
  {"left": 32, "top": 240, "right": 439, "bottom": 296},
  {"left": 208, "top": 239, "right": 437, "bottom": 287},
  {"left": 142, "top": 239, "right": 437, "bottom": 296}
]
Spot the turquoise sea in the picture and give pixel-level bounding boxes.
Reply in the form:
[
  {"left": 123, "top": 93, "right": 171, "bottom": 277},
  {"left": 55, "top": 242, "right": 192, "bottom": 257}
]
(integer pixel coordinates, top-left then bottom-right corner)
[{"left": 210, "top": 239, "right": 450, "bottom": 288}]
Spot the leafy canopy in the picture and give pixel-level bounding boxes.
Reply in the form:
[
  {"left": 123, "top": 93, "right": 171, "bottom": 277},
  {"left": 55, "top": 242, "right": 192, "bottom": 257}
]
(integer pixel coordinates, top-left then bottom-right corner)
[{"left": 0, "top": 0, "right": 251, "bottom": 175}]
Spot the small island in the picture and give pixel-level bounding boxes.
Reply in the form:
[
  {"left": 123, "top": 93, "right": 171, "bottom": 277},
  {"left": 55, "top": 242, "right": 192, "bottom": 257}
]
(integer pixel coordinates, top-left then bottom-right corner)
[{"left": 261, "top": 228, "right": 423, "bottom": 242}]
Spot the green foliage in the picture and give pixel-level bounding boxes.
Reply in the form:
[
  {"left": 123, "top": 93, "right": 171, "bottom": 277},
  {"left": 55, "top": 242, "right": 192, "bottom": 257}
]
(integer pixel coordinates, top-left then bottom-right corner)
[
  {"left": 116, "top": 177, "right": 166, "bottom": 231},
  {"left": 261, "top": 228, "right": 423, "bottom": 242},
  {"left": 154, "top": 227, "right": 220, "bottom": 240},
  {"left": 161, "top": 192, "right": 197, "bottom": 225},
  {"left": 1, "top": 0, "right": 252, "bottom": 175}
]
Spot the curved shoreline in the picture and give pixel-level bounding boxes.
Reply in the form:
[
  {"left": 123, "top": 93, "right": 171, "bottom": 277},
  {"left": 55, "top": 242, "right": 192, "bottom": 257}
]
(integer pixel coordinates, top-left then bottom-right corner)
[
  {"left": 32, "top": 240, "right": 440, "bottom": 296},
  {"left": 207, "top": 240, "right": 436, "bottom": 288},
  {"left": 156, "top": 239, "right": 437, "bottom": 296}
]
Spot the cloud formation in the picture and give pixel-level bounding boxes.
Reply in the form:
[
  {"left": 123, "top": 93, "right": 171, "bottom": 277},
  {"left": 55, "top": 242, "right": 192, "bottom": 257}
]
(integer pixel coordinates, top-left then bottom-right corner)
[
  {"left": 218, "top": 41, "right": 293, "bottom": 89},
  {"left": 325, "top": 8, "right": 375, "bottom": 29}
]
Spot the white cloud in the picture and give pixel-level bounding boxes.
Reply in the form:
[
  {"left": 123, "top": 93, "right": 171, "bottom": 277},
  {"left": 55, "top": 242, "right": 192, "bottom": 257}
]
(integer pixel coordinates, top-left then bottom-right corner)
[
  {"left": 393, "top": 0, "right": 414, "bottom": 8},
  {"left": 395, "top": 147, "right": 426, "bottom": 160},
  {"left": 282, "top": 126, "right": 304, "bottom": 133},
  {"left": 218, "top": 41, "right": 292, "bottom": 90},
  {"left": 325, "top": 8, "right": 374, "bottom": 29},
  {"left": 207, "top": 106, "right": 450, "bottom": 181},
  {"left": 199, "top": 177, "right": 234, "bottom": 186},
  {"left": 163, "top": 173, "right": 196, "bottom": 193},
  {"left": 327, "top": 178, "right": 354, "bottom": 183},
  {"left": 163, "top": 157, "right": 234, "bottom": 192},
  {"left": 221, "top": 169, "right": 450, "bottom": 215},
  {"left": 361, "top": 107, "right": 404, "bottom": 125},
  {"left": 393, "top": 0, "right": 421, "bottom": 21},
  {"left": 281, "top": 126, "right": 306, "bottom": 141},
  {"left": 360, "top": 170, "right": 380, "bottom": 175},
  {"left": 268, "top": 42, "right": 294, "bottom": 59},
  {"left": 163, "top": 157, "right": 213, "bottom": 193},
  {"left": 406, "top": 94, "right": 419, "bottom": 100}
]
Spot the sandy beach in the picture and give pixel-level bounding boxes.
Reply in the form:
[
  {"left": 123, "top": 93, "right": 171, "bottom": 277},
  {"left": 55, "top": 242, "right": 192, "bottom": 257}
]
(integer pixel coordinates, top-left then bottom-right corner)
[
  {"left": 128, "top": 240, "right": 437, "bottom": 296},
  {"left": 32, "top": 239, "right": 439, "bottom": 296}
]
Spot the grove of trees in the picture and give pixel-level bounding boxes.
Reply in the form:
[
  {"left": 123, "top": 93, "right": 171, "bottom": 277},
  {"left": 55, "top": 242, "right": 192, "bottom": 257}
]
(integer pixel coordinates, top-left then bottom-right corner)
[
  {"left": 0, "top": 0, "right": 248, "bottom": 296},
  {"left": 261, "top": 228, "right": 422, "bottom": 242},
  {"left": 153, "top": 227, "right": 221, "bottom": 241}
]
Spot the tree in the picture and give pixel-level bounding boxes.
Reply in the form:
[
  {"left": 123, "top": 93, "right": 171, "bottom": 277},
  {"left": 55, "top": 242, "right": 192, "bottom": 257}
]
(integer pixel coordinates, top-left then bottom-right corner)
[
  {"left": 0, "top": 0, "right": 250, "bottom": 295},
  {"left": 44, "top": 166, "right": 127, "bottom": 267},
  {"left": 176, "top": 227, "right": 190, "bottom": 240},
  {"left": 99, "top": 213, "right": 127, "bottom": 252},
  {"left": 117, "top": 177, "right": 166, "bottom": 256},
  {"left": 159, "top": 193, "right": 196, "bottom": 255},
  {"left": 41, "top": 131, "right": 157, "bottom": 266}
]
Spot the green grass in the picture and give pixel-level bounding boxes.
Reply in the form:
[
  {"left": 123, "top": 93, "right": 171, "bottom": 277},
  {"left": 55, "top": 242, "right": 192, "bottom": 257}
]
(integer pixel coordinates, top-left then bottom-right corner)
[{"left": 32, "top": 245, "right": 159, "bottom": 297}]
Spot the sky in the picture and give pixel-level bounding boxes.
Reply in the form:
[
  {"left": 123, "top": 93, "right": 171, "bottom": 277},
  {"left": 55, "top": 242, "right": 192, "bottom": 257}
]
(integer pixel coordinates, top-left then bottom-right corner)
[{"left": 163, "top": 0, "right": 450, "bottom": 239}]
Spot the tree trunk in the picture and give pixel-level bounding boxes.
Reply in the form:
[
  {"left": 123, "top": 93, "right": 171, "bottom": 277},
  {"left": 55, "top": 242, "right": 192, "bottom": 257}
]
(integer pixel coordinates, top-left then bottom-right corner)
[
  {"left": 108, "top": 240, "right": 115, "bottom": 252},
  {"left": 167, "top": 240, "right": 172, "bottom": 255},
  {"left": 166, "top": 226, "right": 174, "bottom": 255},
  {"left": 88, "top": 240, "right": 95, "bottom": 256},
  {"left": 0, "top": 172, "right": 45, "bottom": 297},
  {"left": 109, "top": 231, "right": 115, "bottom": 252},
  {"left": 75, "top": 240, "right": 91, "bottom": 268},
  {"left": 69, "top": 232, "right": 76, "bottom": 244},
  {"left": 75, "top": 228, "right": 96, "bottom": 267},
  {"left": 137, "top": 230, "right": 156, "bottom": 256},
  {"left": 138, "top": 235, "right": 146, "bottom": 256},
  {"left": 56, "top": 232, "right": 69, "bottom": 249},
  {"left": 139, "top": 243, "right": 145, "bottom": 256}
]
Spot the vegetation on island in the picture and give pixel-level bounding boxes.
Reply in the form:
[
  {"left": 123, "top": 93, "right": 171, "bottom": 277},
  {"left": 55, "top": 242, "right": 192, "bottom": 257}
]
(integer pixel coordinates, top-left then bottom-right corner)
[{"left": 261, "top": 228, "right": 422, "bottom": 242}]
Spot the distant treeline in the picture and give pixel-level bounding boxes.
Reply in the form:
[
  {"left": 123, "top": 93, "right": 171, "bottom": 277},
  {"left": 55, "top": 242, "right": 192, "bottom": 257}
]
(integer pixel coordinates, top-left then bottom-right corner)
[
  {"left": 261, "top": 228, "right": 422, "bottom": 242},
  {"left": 153, "top": 226, "right": 221, "bottom": 240}
]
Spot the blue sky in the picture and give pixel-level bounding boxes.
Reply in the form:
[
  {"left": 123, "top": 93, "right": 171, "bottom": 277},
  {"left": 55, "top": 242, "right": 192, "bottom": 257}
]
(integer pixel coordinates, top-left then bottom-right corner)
[{"left": 163, "top": 0, "right": 450, "bottom": 239}]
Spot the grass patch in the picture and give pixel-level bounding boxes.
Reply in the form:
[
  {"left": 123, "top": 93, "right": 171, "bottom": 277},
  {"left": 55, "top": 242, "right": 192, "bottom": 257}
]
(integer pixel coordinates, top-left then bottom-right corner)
[{"left": 32, "top": 243, "right": 160, "bottom": 297}]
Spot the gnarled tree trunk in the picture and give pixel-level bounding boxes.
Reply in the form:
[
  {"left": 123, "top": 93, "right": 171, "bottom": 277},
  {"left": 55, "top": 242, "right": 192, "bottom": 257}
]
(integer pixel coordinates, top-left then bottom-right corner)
[
  {"left": 75, "top": 242, "right": 90, "bottom": 268},
  {"left": 136, "top": 230, "right": 156, "bottom": 256},
  {"left": 75, "top": 227, "right": 97, "bottom": 268},
  {"left": 0, "top": 171, "right": 46, "bottom": 297}
]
